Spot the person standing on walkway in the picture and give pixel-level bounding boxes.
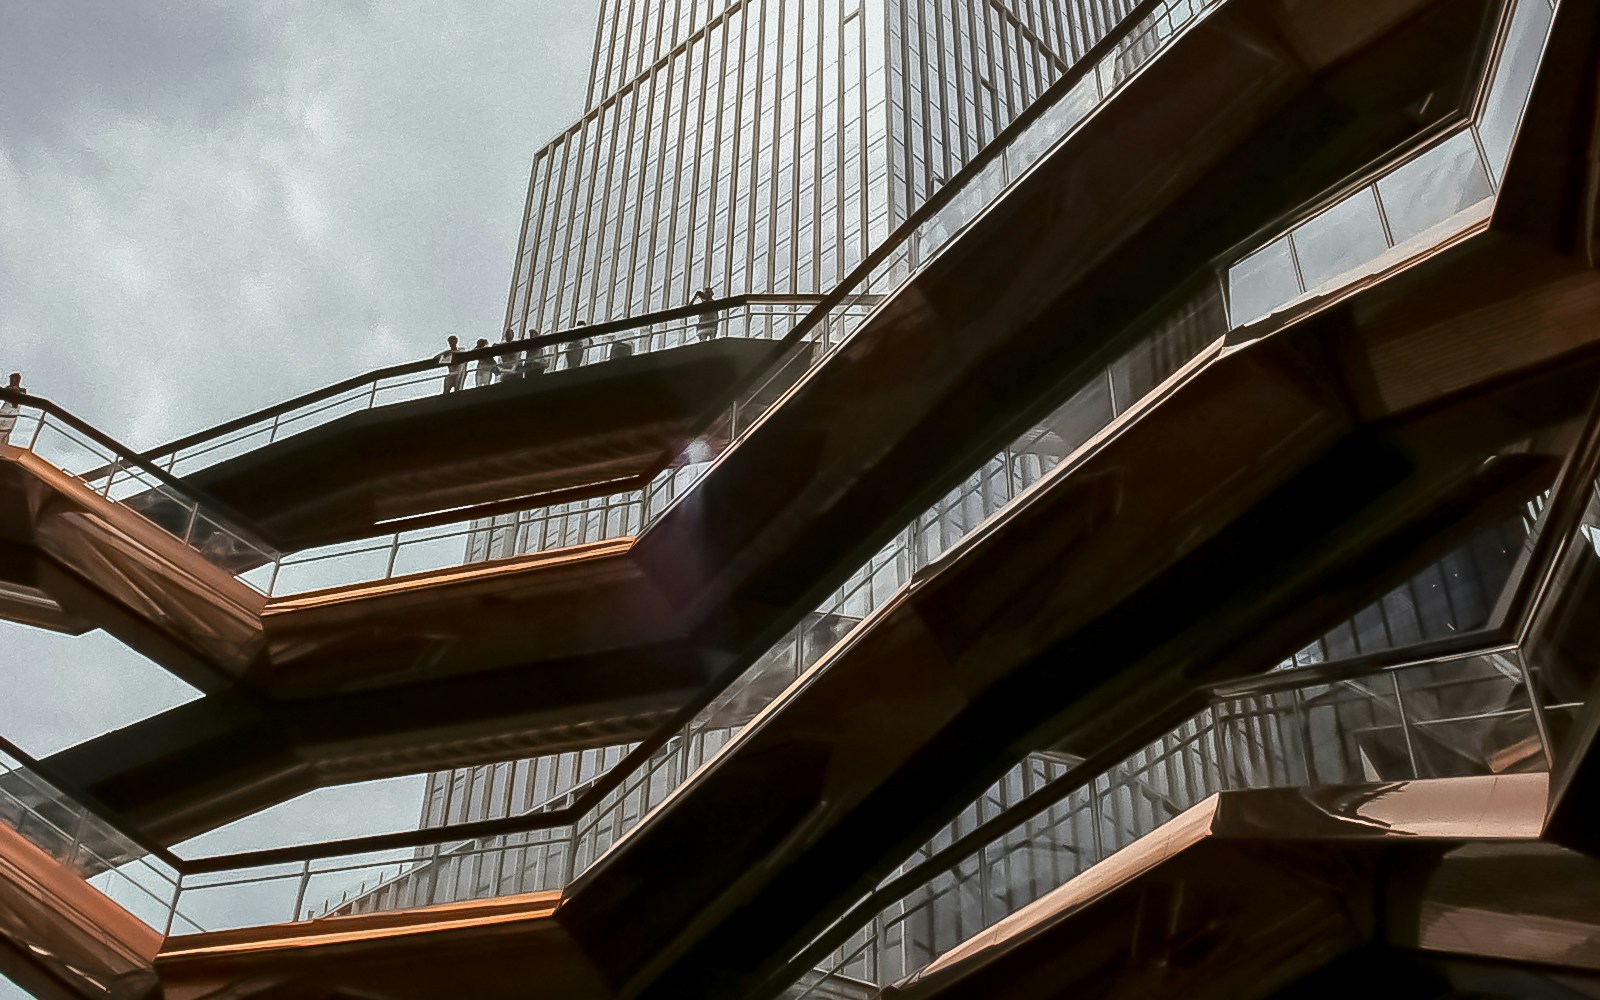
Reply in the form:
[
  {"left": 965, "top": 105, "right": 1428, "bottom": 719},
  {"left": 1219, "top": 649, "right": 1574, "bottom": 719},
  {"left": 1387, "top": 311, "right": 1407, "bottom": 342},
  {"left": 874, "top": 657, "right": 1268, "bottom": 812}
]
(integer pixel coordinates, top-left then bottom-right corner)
[
  {"left": 498, "top": 327, "right": 530, "bottom": 381},
  {"left": 524, "top": 325, "right": 549, "bottom": 374},
  {"left": 437, "top": 335, "right": 466, "bottom": 393},
  {"left": 566, "top": 321, "right": 588, "bottom": 371},
  {"left": 692, "top": 286, "right": 718, "bottom": 342},
  {"left": 473, "top": 338, "right": 497, "bottom": 388},
  {"left": 0, "top": 373, "right": 26, "bottom": 446}
]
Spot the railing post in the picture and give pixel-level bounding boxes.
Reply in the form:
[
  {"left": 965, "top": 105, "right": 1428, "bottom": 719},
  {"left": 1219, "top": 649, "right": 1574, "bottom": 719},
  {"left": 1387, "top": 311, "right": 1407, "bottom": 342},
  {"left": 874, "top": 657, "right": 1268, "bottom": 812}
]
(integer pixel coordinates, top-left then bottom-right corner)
[
  {"left": 163, "top": 874, "right": 182, "bottom": 937},
  {"left": 1518, "top": 651, "right": 1559, "bottom": 771},
  {"left": 268, "top": 413, "right": 282, "bottom": 445},
  {"left": 181, "top": 504, "right": 200, "bottom": 547},
  {"left": 385, "top": 532, "right": 402, "bottom": 579},
  {"left": 26, "top": 413, "right": 46, "bottom": 452},
  {"left": 292, "top": 859, "right": 311, "bottom": 922},
  {"left": 101, "top": 459, "right": 119, "bottom": 497},
  {"left": 1290, "top": 688, "right": 1316, "bottom": 785},
  {"left": 1390, "top": 670, "right": 1422, "bottom": 779},
  {"left": 67, "top": 808, "right": 86, "bottom": 874},
  {"left": 268, "top": 557, "right": 283, "bottom": 597},
  {"left": 1087, "top": 777, "right": 1104, "bottom": 864}
]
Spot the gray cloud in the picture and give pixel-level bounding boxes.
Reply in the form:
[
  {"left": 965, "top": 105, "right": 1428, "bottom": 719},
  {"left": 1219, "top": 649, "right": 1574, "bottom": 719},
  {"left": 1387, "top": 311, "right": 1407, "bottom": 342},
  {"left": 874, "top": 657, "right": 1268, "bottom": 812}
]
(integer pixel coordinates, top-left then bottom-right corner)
[
  {"left": 0, "top": 2, "right": 600, "bottom": 948},
  {"left": 0, "top": 0, "right": 273, "bottom": 158},
  {"left": 1, "top": 0, "right": 598, "bottom": 446}
]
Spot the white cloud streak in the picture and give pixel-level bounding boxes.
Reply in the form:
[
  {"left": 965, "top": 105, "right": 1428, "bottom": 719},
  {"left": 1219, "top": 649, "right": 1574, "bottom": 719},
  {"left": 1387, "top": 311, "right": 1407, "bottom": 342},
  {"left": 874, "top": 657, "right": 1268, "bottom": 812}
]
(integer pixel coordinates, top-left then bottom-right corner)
[{"left": 0, "top": 0, "right": 601, "bottom": 888}]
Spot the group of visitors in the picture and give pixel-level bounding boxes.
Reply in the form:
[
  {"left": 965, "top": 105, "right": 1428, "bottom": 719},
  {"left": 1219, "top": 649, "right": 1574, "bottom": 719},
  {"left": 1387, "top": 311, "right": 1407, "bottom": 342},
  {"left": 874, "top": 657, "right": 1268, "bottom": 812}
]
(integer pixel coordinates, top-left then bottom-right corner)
[
  {"left": 433, "top": 288, "right": 721, "bottom": 396},
  {"left": 437, "top": 327, "right": 558, "bottom": 394},
  {"left": 0, "top": 372, "right": 26, "bottom": 446}
]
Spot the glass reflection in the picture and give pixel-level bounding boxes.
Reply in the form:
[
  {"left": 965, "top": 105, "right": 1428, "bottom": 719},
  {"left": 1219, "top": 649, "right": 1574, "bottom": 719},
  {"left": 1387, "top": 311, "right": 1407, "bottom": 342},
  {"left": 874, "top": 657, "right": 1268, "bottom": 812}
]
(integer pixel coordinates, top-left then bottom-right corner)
[
  {"left": 1291, "top": 187, "right": 1389, "bottom": 293},
  {"left": 1376, "top": 129, "right": 1494, "bottom": 246},
  {"left": 1477, "top": 0, "right": 1557, "bottom": 185},
  {"left": 1227, "top": 236, "right": 1300, "bottom": 326}
]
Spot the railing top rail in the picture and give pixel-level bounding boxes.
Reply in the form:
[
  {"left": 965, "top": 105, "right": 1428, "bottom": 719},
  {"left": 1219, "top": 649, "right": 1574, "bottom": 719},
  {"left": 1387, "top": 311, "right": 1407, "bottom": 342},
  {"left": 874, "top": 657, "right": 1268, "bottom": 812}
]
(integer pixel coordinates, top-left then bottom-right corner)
[
  {"left": 145, "top": 0, "right": 1171, "bottom": 472},
  {"left": 89, "top": 0, "right": 1193, "bottom": 877},
  {"left": 138, "top": 294, "right": 828, "bottom": 464},
  {"left": 10, "top": 0, "right": 1195, "bottom": 881},
  {"left": 0, "top": 387, "right": 273, "bottom": 554},
  {"left": 0, "top": 729, "right": 188, "bottom": 873},
  {"left": 1203, "top": 635, "right": 1521, "bottom": 700}
]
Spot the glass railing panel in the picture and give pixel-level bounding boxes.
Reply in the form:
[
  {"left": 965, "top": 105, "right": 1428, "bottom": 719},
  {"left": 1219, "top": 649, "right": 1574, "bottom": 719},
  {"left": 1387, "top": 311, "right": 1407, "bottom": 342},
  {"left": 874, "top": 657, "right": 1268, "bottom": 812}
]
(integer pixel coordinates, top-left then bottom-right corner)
[
  {"left": 1290, "top": 186, "right": 1390, "bottom": 294},
  {"left": 151, "top": 299, "right": 822, "bottom": 480},
  {"left": 1227, "top": 236, "right": 1301, "bottom": 328},
  {"left": 1224, "top": 0, "right": 1559, "bottom": 328},
  {"left": 1395, "top": 650, "right": 1545, "bottom": 775},
  {"left": 266, "top": 536, "right": 395, "bottom": 595},
  {"left": 1, "top": 401, "right": 280, "bottom": 592},
  {"left": 1477, "top": 0, "right": 1558, "bottom": 185},
  {"left": 1376, "top": 128, "right": 1496, "bottom": 246},
  {"left": 176, "top": 861, "right": 318, "bottom": 932},
  {"left": 1282, "top": 495, "right": 1555, "bottom": 672},
  {"left": 793, "top": 652, "right": 1553, "bottom": 996},
  {"left": 0, "top": 749, "right": 183, "bottom": 934},
  {"left": 1527, "top": 471, "right": 1600, "bottom": 759}
]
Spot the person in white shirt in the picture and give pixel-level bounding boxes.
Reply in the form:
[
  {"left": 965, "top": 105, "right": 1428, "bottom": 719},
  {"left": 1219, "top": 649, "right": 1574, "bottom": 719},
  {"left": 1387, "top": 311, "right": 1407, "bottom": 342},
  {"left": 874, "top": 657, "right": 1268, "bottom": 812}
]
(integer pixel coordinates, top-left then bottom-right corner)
[
  {"left": 436, "top": 335, "right": 466, "bottom": 393},
  {"left": 473, "top": 338, "right": 497, "bottom": 388},
  {"left": 0, "top": 372, "right": 25, "bottom": 446}
]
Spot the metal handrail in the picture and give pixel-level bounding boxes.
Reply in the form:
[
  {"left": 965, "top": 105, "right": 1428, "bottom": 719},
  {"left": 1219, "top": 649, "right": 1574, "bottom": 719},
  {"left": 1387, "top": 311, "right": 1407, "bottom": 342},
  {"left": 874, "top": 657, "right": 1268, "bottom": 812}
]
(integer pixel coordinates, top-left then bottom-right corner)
[
  {"left": 94, "top": 0, "right": 1235, "bottom": 873},
  {"left": 770, "top": 650, "right": 1552, "bottom": 995},
  {"left": 0, "top": 388, "right": 276, "bottom": 560},
  {"left": 0, "top": 731, "right": 187, "bottom": 872},
  {"left": 137, "top": 293, "right": 828, "bottom": 467},
  {"left": 15, "top": 0, "right": 1219, "bottom": 876}
]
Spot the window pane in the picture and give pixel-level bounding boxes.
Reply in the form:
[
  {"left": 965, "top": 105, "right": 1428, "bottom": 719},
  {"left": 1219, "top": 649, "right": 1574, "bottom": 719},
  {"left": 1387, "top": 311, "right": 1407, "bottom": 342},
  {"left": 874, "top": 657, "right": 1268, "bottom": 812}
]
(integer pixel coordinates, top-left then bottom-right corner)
[
  {"left": 1292, "top": 188, "right": 1389, "bottom": 292},
  {"left": 1227, "top": 236, "right": 1300, "bottom": 326},
  {"left": 1376, "top": 129, "right": 1494, "bottom": 246},
  {"left": 1477, "top": 0, "right": 1555, "bottom": 185}
]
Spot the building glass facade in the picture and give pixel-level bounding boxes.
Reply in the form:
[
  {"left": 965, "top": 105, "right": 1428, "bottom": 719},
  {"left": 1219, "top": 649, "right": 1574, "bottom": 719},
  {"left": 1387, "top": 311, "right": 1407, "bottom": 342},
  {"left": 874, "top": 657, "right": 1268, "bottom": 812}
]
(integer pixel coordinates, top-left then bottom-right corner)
[
  {"left": 417, "top": 0, "right": 1142, "bottom": 835},
  {"left": 504, "top": 0, "right": 1138, "bottom": 334}
]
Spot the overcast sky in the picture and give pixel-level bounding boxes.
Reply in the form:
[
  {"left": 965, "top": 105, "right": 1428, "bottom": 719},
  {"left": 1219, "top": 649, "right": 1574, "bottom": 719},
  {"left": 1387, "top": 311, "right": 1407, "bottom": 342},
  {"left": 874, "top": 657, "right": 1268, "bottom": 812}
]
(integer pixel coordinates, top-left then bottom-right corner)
[{"left": 0, "top": 2, "right": 600, "bottom": 979}]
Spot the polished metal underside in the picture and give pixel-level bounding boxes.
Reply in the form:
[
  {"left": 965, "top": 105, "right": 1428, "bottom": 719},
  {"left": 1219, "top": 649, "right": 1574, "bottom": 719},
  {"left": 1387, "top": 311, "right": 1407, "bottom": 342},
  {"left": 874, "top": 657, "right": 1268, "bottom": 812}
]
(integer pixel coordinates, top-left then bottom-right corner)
[{"left": 2, "top": 0, "right": 1599, "bottom": 996}]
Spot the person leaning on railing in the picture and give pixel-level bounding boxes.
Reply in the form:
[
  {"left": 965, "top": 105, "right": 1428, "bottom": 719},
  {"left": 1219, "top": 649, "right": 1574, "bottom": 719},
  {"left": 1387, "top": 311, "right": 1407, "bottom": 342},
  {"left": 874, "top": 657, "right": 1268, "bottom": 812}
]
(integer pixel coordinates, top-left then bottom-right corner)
[
  {"left": 472, "top": 339, "right": 498, "bottom": 388},
  {"left": 0, "top": 372, "right": 26, "bottom": 446},
  {"left": 566, "top": 321, "right": 588, "bottom": 371},
  {"left": 436, "top": 335, "right": 466, "bottom": 394},
  {"left": 691, "top": 286, "right": 718, "bottom": 342}
]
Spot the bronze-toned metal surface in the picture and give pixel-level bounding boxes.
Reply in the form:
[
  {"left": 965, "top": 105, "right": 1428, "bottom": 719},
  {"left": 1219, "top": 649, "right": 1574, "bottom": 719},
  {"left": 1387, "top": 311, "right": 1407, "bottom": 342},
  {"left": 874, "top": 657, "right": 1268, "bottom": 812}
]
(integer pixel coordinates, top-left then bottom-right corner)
[
  {"left": 557, "top": 5, "right": 1600, "bottom": 978},
  {"left": 181, "top": 338, "right": 783, "bottom": 553},
  {"left": 154, "top": 892, "right": 613, "bottom": 1000},
  {"left": 2, "top": 0, "right": 1597, "bottom": 998},
  {"left": 0, "top": 445, "right": 265, "bottom": 694},
  {"left": 878, "top": 776, "right": 1584, "bottom": 1000},
  {"left": 0, "top": 823, "right": 160, "bottom": 1000},
  {"left": 0, "top": 0, "right": 1537, "bottom": 867},
  {"left": 556, "top": 312, "right": 1592, "bottom": 999}
]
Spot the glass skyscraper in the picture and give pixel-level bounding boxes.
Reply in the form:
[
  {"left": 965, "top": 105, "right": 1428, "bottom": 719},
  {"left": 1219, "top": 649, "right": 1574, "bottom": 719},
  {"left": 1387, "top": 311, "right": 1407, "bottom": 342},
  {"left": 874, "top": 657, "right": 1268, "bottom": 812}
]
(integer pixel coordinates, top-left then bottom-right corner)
[
  {"left": 413, "top": 0, "right": 1141, "bottom": 854},
  {"left": 504, "top": 0, "right": 1139, "bottom": 334}
]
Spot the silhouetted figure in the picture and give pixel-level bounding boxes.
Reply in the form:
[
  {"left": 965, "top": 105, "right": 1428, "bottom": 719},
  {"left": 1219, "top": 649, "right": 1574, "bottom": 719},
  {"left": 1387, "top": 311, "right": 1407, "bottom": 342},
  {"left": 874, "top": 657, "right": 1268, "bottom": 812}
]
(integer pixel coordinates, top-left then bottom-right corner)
[
  {"left": 473, "top": 339, "right": 497, "bottom": 387},
  {"left": 0, "top": 372, "right": 26, "bottom": 446},
  {"left": 437, "top": 336, "right": 466, "bottom": 393},
  {"left": 525, "top": 326, "right": 548, "bottom": 374},
  {"left": 497, "top": 328, "right": 524, "bottom": 382},
  {"left": 692, "top": 286, "right": 718, "bottom": 342},
  {"left": 610, "top": 341, "right": 634, "bottom": 360},
  {"left": 566, "top": 321, "right": 588, "bottom": 371}
]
